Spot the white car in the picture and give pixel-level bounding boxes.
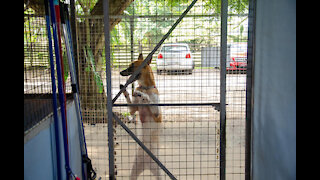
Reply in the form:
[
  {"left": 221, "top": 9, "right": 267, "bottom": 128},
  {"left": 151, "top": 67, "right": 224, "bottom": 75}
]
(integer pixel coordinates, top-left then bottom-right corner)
[{"left": 156, "top": 43, "right": 195, "bottom": 74}]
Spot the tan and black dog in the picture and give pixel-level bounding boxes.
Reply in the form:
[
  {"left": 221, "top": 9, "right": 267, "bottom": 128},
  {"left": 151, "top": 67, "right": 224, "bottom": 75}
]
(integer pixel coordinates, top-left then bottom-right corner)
[{"left": 120, "top": 53, "right": 162, "bottom": 180}]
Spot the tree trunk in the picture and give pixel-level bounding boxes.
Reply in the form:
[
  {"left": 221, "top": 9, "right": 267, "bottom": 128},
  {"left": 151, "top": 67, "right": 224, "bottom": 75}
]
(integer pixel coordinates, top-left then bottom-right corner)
[
  {"left": 25, "top": 0, "right": 134, "bottom": 123},
  {"left": 77, "top": 0, "right": 134, "bottom": 123}
]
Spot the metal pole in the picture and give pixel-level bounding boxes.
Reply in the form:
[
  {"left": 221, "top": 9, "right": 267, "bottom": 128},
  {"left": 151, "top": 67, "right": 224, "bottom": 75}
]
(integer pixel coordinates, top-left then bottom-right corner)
[
  {"left": 43, "top": 0, "right": 61, "bottom": 178},
  {"left": 69, "top": 0, "right": 79, "bottom": 91},
  {"left": 220, "top": 0, "right": 228, "bottom": 179},
  {"left": 130, "top": 15, "right": 135, "bottom": 95},
  {"left": 113, "top": 102, "right": 221, "bottom": 107},
  {"left": 103, "top": 0, "right": 115, "bottom": 179},
  {"left": 60, "top": 3, "right": 88, "bottom": 179},
  {"left": 48, "top": 0, "right": 71, "bottom": 179},
  {"left": 245, "top": 0, "right": 256, "bottom": 179}
]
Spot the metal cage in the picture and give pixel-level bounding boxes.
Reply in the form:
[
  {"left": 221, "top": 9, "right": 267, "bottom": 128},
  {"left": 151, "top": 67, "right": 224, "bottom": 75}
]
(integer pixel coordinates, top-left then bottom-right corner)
[
  {"left": 77, "top": 0, "right": 250, "bottom": 179},
  {"left": 24, "top": 0, "right": 253, "bottom": 179}
]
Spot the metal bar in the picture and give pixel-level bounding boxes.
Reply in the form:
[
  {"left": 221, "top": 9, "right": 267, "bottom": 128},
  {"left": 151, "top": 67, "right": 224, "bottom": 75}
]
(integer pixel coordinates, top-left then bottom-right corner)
[
  {"left": 61, "top": 3, "right": 88, "bottom": 179},
  {"left": 245, "top": 0, "right": 256, "bottom": 179},
  {"left": 48, "top": 0, "right": 71, "bottom": 179},
  {"left": 130, "top": 16, "right": 135, "bottom": 95},
  {"left": 64, "top": 0, "right": 88, "bottom": 155},
  {"left": 103, "top": 0, "right": 115, "bottom": 179},
  {"left": 220, "top": 0, "right": 228, "bottom": 179},
  {"left": 113, "top": 103, "right": 220, "bottom": 107},
  {"left": 69, "top": 0, "right": 79, "bottom": 92},
  {"left": 112, "top": 113, "right": 177, "bottom": 180},
  {"left": 114, "top": 103, "right": 223, "bottom": 113},
  {"left": 112, "top": 0, "right": 198, "bottom": 104},
  {"left": 76, "top": 14, "right": 249, "bottom": 19},
  {"left": 43, "top": 0, "right": 61, "bottom": 178}
]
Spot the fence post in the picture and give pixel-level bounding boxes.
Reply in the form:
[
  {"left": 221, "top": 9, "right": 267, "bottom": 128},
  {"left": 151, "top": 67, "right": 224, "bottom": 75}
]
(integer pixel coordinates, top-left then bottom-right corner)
[
  {"left": 103, "top": 0, "right": 115, "bottom": 179},
  {"left": 245, "top": 0, "right": 256, "bottom": 179},
  {"left": 69, "top": 0, "right": 79, "bottom": 91},
  {"left": 130, "top": 15, "right": 135, "bottom": 94},
  {"left": 220, "top": 0, "right": 228, "bottom": 179}
]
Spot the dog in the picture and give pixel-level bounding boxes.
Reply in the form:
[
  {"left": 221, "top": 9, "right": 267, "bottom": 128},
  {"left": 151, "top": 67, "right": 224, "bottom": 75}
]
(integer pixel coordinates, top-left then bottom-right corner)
[{"left": 120, "top": 53, "right": 162, "bottom": 180}]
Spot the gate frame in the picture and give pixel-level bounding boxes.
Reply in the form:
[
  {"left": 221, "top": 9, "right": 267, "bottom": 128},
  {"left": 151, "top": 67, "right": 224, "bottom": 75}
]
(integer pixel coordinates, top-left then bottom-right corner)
[
  {"left": 103, "top": 1, "right": 115, "bottom": 180},
  {"left": 103, "top": 0, "right": 232, "bottom": 180},
  {"left": 245, "top": 0, "right": 256, "bottom": 179}
]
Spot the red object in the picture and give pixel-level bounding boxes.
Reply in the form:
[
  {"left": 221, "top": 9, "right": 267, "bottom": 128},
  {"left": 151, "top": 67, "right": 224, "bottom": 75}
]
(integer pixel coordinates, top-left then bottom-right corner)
[
  {"left": 157, "top": 53, "right": 163, "bottom": 59},
  {"left": 75, "top": 177, "right": 80, "bottom": 180},
  {"left": 227, "top": 56, "right": 247, "bottom": 72},
  {"left": 54, "top": 4, "right": 69, "bottom": 148},
  {"left": 186, "top": 53, "right": 191, "bottom": 58}
]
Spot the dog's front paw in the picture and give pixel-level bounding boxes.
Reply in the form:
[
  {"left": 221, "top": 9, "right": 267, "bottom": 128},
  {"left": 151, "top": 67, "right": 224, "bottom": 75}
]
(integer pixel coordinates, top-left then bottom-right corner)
[
  {"left": 133, "top": 91, "right": 150, "bottom": 104},
  {"left": 140, "top": 94, "right": 150, "bottom": 104},
  {"left": 133, "top": 91, "right": 142, "bottom": 97}
]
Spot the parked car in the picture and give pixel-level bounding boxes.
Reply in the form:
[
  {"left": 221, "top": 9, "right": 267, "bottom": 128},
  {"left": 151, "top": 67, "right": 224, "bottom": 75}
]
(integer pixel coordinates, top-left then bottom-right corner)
[
  {"left": 227, "top": 43, "right": 247, "bottom": 73},
  {"left": 156, "top": 43, "right": 195, "bottom": 74}
]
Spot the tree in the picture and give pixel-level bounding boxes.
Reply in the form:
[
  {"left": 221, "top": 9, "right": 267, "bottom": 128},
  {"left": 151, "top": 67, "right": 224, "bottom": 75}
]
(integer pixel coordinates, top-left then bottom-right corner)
[
  {"left": 24, "top": 0, "right": 249, "bottom": 123},
  {"left": 76, "top": 0, "right": 133, "bottom": 123},
  {"left": 24, "top": 0, "right": 134, "bottom": 123}
]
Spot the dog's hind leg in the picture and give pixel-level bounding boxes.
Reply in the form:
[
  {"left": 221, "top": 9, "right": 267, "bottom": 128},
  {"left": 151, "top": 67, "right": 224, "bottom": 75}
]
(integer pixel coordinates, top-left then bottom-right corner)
[
  {"left": 130, "top": 148, "right": 144, "bottom": 180},
  {"left": 150, "top": 162, "right": 162, "bottom": 180},
  {"left": 130, "top": 164, "right": 143, "bottom": 180}
]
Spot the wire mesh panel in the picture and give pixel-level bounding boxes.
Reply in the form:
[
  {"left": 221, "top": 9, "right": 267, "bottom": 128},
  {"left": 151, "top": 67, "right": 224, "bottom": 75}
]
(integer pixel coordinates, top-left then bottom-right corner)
[
  {"left": 24, "top": 11, "right": 53, "bottom": 132},
  {"left": 225, "top": 10, "right": 248, "bottom": 180},
  {"left": 24, "top": 6, "right": 73, "bottom": 132},
  {"left": 76, "top": 0, "right": 249, "bottom": 179},
  {"left": 111, "top": 1, "right": 221, "bottom": 179}
]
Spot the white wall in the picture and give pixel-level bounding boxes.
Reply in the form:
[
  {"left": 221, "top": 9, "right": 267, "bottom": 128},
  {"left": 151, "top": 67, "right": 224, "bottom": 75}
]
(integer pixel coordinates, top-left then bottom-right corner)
[
  {"left": 24, "top": 100, "right": 83, "bottom": 180},
  {"left": 252, "top": 0, "right": 296, "bottom": 179}
]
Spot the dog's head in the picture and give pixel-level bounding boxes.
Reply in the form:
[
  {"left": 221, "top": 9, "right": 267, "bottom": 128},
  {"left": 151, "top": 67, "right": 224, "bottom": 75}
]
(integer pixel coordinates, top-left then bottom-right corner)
[
  {"left": 120, "top": 53, "right": 152, "bottom": 79},
  {"left": 120, "top": 53, "right": 155, "bottom": 86}
]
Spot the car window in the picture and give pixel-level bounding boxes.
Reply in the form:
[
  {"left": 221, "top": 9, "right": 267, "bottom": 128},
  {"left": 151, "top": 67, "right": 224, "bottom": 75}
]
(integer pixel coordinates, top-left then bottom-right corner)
[{"left": 161, "top": 45, "right": 188, "bottom": 52}]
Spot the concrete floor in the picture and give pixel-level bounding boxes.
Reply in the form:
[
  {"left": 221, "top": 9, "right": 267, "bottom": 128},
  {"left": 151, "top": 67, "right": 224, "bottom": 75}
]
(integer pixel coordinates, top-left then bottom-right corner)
[{"left": 84, "top": 69, "right": 246, "bottom": 180}]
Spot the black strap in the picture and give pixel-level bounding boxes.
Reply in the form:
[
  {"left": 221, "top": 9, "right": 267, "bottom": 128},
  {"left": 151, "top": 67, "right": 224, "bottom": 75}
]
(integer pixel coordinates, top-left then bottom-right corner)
[{"left": 83, "top": 155, "right": 96, "bottom": 180}]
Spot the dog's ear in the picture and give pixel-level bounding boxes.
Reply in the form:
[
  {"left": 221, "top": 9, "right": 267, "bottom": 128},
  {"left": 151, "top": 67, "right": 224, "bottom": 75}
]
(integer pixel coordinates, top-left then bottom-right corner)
[{"left": 138, "top": 53, "right": 143, "bottom": 61}]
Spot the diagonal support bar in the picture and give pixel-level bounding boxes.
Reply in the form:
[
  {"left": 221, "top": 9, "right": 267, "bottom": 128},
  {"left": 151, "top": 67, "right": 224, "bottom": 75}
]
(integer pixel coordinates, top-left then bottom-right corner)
[
  {"left": 109, "top": 1, "right": 199, "bottom": 179},
  {"left": 112, "top": 0, "right": 198, "bottom": 104},
  {"left": 113, "top": 113, "right": 177, "bottom": 180}
]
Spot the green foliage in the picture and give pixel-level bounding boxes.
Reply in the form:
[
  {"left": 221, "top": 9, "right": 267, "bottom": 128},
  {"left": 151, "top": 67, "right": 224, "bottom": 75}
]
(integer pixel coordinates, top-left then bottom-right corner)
[
  {"left": 75, "top": 0, "right": 249, "bottom": 66},
  {"left": 63, "top": 51, "right": 70, "bottom": 81},
  {"left": 154, "top": 0, "right": 249, "bottom": 14},
  {"left": 228, "top": 0, "right": 249, "bottom": 14},
  {"left": 114, "top": 0, "right": 248, "bottom": 47},
  {"left": 75, "top": 0, "right": 249, "bottom": 48},
  {"left": 204, "top": 0, "right": 249, "bottom": 14},
  {"left": 76, "top": 0, "right": 99, "bottom": 15},
  {"left": 84, "top": 46, "right": 104, "bottom": 93}
]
